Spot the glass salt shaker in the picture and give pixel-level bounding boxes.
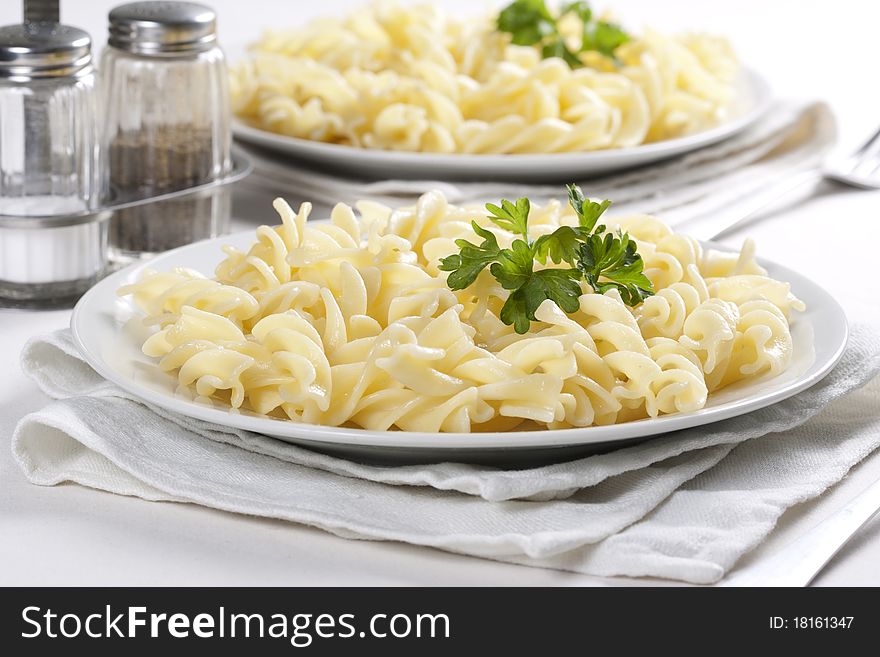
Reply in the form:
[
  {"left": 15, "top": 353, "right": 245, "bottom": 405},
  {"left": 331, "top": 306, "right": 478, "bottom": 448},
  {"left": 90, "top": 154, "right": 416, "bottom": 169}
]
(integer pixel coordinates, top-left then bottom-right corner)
[
  {"left": 0, "top": 21, "right": 103, "bottom": 304},
  {"left": 101, "top": 1, "right": 232, "bottom": 262}
]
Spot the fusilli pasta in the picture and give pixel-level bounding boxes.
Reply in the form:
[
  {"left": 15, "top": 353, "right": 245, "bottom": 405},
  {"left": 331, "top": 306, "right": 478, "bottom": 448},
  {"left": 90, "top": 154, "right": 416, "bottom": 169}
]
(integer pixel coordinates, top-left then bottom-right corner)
[
  {"left": 119, "top": 190, "right": 803, "bottom": 432},
  {"left": 230, "top": 2, "right": 739, "bottom": 154}
]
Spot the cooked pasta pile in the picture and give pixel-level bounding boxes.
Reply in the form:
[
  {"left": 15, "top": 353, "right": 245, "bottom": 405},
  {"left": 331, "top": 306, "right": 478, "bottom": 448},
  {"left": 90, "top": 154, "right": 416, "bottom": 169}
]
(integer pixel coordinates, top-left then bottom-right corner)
[
  {"left": 119, "top": 191, "right": 803, "bottom": 432},
  {"left": 230, "top": 2, "right": 739, "bottom": 154}
]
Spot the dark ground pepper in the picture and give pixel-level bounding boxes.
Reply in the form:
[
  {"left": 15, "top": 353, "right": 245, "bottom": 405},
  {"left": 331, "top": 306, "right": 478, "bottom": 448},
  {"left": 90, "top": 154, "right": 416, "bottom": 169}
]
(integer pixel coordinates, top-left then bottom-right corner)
[{"left": 108, "top": 125, "right": 223, "bottom": 255}]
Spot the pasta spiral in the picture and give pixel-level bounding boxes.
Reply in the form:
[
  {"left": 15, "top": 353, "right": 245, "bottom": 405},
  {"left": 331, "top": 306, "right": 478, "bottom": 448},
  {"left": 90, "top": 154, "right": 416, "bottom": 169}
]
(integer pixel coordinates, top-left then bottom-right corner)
[
  {"left": 121, "top": 190, "right": 802, "bottom": 432},
  {"left": 230, "top": 2, "right": 739, "bottom": 154}
]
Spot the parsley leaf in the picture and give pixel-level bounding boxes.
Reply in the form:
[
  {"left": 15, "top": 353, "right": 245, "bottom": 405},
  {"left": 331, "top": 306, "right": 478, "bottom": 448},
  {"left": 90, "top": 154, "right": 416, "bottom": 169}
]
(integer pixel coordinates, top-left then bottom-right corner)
[
  {"left": 485, "top": 197, "right": 531, "bottom": 240},
  {"left": 582, "top": 20, "right": 630, "bottom": 58},
  {"left": 532, "top": 268, "right": 584, "bottom": 314},
  {"left": 496, "top": 1, "right": 630, "bottom": 68},
  {"left": 533, "top": 225, "right": 590, "bottom": 265},
  {"left": 497, "top": 0, "right": 556, "bottom": 46},
  {"left": 577, "top": 231, "right": 654, "bottom": 305},
  {"left": 438, "top": 221, "right": 502, "bottom": 290},
  {"left": 500, "top": 269, "right": 583, "bottom": 334},
  {"left": 498, "top": 288, "right": 532, "bottom": 335},
  {"left": 567, "top": 183, "right": 611, "bottom": 232},
  {"left": 490, "top": 239, "right": 534, "bottom": 290}
]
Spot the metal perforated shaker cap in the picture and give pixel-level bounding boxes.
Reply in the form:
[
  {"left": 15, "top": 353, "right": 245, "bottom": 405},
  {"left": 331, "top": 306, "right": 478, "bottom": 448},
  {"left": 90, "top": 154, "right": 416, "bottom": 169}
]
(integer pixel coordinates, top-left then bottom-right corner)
[
  {"left": 0, "top": 22, "right": 92, "bottom": 79},
  {"left": 108, "top": 2, "right": 217, "bottom": 55}
]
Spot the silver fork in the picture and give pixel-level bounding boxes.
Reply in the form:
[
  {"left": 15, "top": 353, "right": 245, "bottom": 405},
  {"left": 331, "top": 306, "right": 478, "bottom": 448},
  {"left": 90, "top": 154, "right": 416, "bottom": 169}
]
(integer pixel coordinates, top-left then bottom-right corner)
[
  {"left": 721, "top": 474, "right": 880, "bottom": 586},
  {"left": 702, "top": 123, "right": 880, "bottom": 240},
  {"left": 713, "top": 129, "right": 880, "bottom": 585}
]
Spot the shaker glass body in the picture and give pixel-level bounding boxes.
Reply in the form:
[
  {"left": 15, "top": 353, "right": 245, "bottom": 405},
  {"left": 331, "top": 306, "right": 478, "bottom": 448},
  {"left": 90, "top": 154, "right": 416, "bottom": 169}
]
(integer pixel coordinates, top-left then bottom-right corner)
[
  {"left": 100, "top": 44, "right": 231, "bottom": 261},
  {"left": 0, "top": 71, "right": 104, "bottom": 301}
]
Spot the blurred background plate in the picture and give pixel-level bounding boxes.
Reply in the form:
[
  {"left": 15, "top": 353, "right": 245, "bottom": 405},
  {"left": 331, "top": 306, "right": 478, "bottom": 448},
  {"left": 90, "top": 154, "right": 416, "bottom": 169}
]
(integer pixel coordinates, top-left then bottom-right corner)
[{"left": 232, "top": 69, "right": 771, "bottom": 183}]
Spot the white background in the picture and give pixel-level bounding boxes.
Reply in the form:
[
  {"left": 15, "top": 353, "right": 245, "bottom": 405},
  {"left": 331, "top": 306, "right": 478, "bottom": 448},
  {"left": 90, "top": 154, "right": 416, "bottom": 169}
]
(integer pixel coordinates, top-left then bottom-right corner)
[{"left": 2, "top": 0, "right": 880, "bottom": 585}]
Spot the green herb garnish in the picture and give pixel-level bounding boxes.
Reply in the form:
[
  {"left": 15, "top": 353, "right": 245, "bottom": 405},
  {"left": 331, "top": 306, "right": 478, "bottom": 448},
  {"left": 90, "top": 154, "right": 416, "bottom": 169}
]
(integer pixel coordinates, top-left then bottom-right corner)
[
  {"left": 577, "top": 231, "right": 655, "bottom": 306},
  {"left": 439, "top": 222, "right": 502, "bottom": 290},
  {"left": 439, "top": 184, "right": 654, "bottom": 333},
  {"left": 496, "top": 0, "right": 630, "bottom": 67}
]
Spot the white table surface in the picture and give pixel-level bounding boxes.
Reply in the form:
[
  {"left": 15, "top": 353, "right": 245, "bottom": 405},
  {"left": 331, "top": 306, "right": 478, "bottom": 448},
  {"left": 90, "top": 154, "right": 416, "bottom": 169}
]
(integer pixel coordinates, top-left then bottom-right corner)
[{"left": 2, "top": 0, "right": 880, "bottom": 586}]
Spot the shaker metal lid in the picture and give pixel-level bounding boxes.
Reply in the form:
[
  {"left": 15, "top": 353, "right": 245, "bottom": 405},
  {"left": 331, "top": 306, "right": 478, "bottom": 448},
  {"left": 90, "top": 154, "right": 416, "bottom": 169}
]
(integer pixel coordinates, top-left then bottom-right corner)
[
  {"left": 0, "top": 23, "right": 92, "bottom": 79},
  {"left": 108, "top": 2, "right": 217, "bottom": 55}
]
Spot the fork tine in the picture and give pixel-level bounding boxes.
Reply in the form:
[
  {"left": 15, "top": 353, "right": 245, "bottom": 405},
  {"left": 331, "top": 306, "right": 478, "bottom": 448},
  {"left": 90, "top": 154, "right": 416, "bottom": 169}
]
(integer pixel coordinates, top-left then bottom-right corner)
[
  {"left": 842, "top": 124, "right": 880, "bottom": 180},
  {"left": 864, "top": 157, "right": 880, "bottom": 178},
  {"left": 855, "top": 123, "right": 880, "bottom": 156},
  {"left": 823, "top": 124, "right": 880, "bottom": 189},
  {"left": 834, "top": 150, "right": 880, "bottom": 187}
]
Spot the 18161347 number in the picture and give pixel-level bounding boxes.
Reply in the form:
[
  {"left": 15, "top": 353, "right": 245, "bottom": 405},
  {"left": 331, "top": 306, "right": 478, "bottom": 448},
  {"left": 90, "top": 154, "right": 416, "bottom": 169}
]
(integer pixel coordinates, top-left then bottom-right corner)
[{"left": 770, "top": 617, "right": 854, "bottom": 629}]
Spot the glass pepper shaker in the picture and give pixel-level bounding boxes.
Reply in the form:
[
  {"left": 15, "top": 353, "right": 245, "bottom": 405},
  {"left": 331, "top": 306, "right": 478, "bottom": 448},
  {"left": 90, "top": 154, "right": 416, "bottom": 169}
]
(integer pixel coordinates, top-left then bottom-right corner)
[
  {"left": 101, "top": 1, "right": 232, "bottom": 262},
  {"left": 0, "top": 19, "right": 103, "bottom": 304}
]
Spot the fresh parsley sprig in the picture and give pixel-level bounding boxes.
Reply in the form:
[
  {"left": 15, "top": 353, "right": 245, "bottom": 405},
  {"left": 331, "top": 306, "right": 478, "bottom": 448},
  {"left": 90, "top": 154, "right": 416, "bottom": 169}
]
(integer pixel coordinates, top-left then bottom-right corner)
[
  {"left": 496, "top": 0, "right": 630, "bottom": 67},
  {"left": 440, "top": 194, "right": 584, "bottom": 334},
  {"left": 439, "top": 184, "right": 655, "bottom": 333},
  {"left": 578, "top": 231, "right": 655, "bottom": 306}
]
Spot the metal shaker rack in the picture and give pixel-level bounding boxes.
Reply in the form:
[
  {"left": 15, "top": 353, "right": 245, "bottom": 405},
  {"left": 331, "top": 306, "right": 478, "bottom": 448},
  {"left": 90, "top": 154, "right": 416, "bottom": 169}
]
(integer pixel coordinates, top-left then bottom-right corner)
[{"left": 0, "top": 148, "right": 253, "bottom": 230}]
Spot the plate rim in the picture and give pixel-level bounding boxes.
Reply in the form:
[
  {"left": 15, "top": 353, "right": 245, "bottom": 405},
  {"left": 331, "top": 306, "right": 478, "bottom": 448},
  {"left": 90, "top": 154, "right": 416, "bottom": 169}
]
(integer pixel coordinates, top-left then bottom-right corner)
[
  {"left": 70, "top": 229, "right": 848, "bottom": 451},
  {"left": 231, "top": 68, "right": 772, "bottom": 170}
]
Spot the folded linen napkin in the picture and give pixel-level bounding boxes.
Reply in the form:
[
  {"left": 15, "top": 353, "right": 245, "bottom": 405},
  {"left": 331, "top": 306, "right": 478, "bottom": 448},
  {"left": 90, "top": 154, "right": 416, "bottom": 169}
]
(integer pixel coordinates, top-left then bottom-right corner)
[
  {"left": 237, "top": 101, "right": 836, "bottom": 228},
  {"left": 11, "top": 325, "right": 880, "bottom": 584}
]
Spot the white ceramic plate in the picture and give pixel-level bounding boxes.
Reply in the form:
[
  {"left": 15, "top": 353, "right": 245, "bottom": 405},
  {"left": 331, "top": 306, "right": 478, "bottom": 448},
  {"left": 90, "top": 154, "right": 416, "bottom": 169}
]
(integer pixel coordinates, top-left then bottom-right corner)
[
  {"left": 71, "top": 229, "right": 847, "bottom": 464},
  {"left": 232, "top": 69, "right": 771, "bottom": 183}
]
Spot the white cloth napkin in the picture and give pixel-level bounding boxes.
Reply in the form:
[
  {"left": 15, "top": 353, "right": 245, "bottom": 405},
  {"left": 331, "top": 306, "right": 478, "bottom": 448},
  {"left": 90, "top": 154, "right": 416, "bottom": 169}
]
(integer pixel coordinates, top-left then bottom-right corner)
[
  {"left": 237, "top": 101, "right": 836, "bottom": 228},
  {"left": 11, "top": 324, "right": 880, "bottom": 584}
]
